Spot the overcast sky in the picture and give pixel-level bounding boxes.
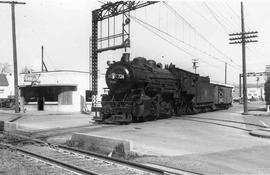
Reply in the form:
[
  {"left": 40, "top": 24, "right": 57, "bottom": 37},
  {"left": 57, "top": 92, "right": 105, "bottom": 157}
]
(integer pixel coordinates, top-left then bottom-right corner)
[{"left": 0, "top": 0, "right": 269, "bottom": 87}]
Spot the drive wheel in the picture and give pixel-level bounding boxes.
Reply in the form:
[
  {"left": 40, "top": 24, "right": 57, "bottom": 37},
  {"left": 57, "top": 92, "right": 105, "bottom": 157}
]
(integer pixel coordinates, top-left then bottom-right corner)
[{"left": 160, "top": 101, "right": 173, "bottom": 118}]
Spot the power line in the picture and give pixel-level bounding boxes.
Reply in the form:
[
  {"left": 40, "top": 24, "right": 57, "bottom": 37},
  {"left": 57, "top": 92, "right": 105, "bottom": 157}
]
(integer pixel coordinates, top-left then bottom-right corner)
[
  {"left": 203, "top": 2, "right": 231, "bottom": 34},
  {"left": 163, "top": 2, "right": 240, "bottom": 68},
  {"left": 182, "top": 2, "right": 214, "bottom": 27},
  {"left": 212, "top": 2, "right": 240, "bottom": 32},
  {"left": 207, "top": 2, "right": 266, "bottom": 64},
  {"left": 130, "top": 15, "right": 239, "bottom": 70},
  {"left": 224, "top": 3, "right": 268, "bottom": 62},
  {"left": 131, "top": 15, "right": 224, "bottom": 71}
]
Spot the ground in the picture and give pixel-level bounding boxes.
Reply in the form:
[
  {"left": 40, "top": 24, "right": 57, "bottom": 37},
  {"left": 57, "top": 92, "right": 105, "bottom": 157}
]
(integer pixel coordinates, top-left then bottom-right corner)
[{"left": 1, "top": 101, "right": 270, "bottom": 174}]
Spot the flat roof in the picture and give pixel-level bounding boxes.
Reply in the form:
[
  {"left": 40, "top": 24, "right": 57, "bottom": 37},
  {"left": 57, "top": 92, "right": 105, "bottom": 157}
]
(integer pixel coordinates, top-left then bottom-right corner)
[
  {"left": 210, "top": 81, "right": 234, "bottom": 88},
  {"left": 20, "top": 70, "right": 89, "bottom": 74},
  {"left": 19, "top": 84, "right": 77, "bottom": 87}
]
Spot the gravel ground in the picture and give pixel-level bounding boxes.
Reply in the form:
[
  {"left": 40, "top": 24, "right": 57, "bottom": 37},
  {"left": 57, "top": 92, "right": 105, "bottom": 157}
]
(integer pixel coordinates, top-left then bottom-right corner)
[{"left": 0, "top": 149, "right": 75, "bottom": 175}]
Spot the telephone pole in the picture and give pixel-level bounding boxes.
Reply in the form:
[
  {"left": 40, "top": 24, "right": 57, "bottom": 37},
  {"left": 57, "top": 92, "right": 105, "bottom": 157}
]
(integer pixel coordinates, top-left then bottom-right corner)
[
  {"left": 0, "top": 1, "right": 26, "bottom": 113},
  {"left": 192, "top": 59, "right": 199, "bottom": 74},
  {"left": 225, "top": 62, "right": 227, "bottom": 84},
  {"left": 229, "top": 2, "right": 258, "bottom": 114},
  {"left": 41, "top": 45, "right": 48, "bottom": 72},
  {"left": 41, "top": 46, "right": 44, "bottom": 72}
]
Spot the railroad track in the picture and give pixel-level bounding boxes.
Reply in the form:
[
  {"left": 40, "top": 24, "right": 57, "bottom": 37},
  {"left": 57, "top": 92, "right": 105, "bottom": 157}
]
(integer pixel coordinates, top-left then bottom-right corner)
[
  {"left": 14, "top": 124, "right": 115, "bottom": 140},
  {"left": 0, "top": 132, "right": 200, "bottom": 175},
  {"left": 180, "top": 116, "right": 267, "bottom": 132}
]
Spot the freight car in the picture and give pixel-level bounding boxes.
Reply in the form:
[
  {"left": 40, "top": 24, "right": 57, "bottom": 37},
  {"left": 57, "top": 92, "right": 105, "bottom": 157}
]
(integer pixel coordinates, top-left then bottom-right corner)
[{"left": 92, "top": 53, "right": 232, "bottom": 124}]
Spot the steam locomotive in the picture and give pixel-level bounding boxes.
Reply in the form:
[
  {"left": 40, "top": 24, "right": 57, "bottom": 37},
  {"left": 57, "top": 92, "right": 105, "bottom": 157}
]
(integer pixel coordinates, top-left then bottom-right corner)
[{"left": 92, "top": 53, "right": 232, "bottom": 123}]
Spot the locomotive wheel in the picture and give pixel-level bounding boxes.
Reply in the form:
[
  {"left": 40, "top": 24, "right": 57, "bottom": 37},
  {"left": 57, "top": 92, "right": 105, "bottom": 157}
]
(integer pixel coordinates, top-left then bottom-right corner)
[
  {"left": 176, "top": 102, "right": 187, "bottom": 116},
  {"left": 148, "top": 100, "right": 158, "bottom": 120},
  {"left": 186, "top": 102, "right": 196, "bottom": 115},
  {"left": 211, "top": 104, "right": 217, "bottom": 111},
  {"left": 160, "top": 101, "right": 173, "bottom": 118}
]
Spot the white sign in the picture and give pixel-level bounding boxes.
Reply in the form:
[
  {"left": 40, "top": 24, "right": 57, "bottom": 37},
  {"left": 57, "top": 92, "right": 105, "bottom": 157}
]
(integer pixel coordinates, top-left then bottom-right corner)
[{"left": 24, "top": 73, "right": 41, "bottom": 82}]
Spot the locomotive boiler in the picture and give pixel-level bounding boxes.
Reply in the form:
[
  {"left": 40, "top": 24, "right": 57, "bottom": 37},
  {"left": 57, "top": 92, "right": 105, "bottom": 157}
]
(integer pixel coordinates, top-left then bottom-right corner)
[{"left": 92, "top": 53, "right": 232, "bottom": 124}]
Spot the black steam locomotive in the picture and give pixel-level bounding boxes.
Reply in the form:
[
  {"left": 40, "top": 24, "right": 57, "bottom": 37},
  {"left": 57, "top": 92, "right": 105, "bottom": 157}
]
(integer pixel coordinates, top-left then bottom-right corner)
[{"left": 93, "top": 53, "right": 232, "bottom": 123}]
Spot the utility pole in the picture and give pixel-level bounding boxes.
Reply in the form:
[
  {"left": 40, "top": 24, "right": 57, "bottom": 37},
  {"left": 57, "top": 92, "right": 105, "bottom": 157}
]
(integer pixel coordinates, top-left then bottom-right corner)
[
  {"left": 239, "top": 73, "right": 242, "bottom": 98},
  {"left": 225, "top": 62, "right": 227, "bottom": 84},
  {"left": 41, "top": 45, "right": 48, "bottom": 72},
  {"left": 256, "top": 77, "right": 259, "bottom": 88},
  {"left": 229, "top": 2, "right": 258, "bottom": 115},
  {"left": 192, "top": 59, "right": 199, "bottom": 74},
  {"left": 0, "top": 1, "right": 26, "bottom": 113},
  {"left": 41, "top": 45, "right": 44, "bottom": 72}
]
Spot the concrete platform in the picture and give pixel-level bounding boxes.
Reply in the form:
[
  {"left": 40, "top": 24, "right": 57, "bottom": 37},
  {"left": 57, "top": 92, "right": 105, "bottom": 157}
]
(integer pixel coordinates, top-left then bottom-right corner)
[
  {"left": 70, "top": 133, "right": 132, "bottom": 155},
  {"left": 0, "top": 110, "right": 93, "bottom": 131},
  {"left": 0, "top": 121, "right": 17, "bottom": 132}
]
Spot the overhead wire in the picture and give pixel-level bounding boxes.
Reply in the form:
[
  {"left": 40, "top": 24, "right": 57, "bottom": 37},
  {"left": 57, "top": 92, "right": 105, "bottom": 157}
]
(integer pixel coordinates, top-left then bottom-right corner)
[
  {"left": 130, "top": 15, "right": 239, "bottom": 70},
  {"left": 162, "top": 2, "right": 240, "bottom": 68},
  {"left": 212, "top": 2, "right": 240, "bottom": 32},
  {"left": 224, "top": 2, "right": 268, "bottom": 67},
  {"left": 131, "top": 15, "right": 224, "bottom": 71},
  {"left": 182, "top": 2, "right": 215, "bottom": 28},
  {"left": 203, "top": 2, "right": 231, "bottom": 34},
  {"left": 202, "top": 2, "right": 245, "bottom": 68}
]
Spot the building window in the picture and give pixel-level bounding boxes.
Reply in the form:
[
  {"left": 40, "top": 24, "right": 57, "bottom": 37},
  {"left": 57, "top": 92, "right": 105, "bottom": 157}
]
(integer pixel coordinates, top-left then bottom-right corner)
[
  {"left": 59, "top": 91, "right": 72, "bottom": 105},
  {"left": 86, "top": 90, "right": 94, "bottom": 102}
]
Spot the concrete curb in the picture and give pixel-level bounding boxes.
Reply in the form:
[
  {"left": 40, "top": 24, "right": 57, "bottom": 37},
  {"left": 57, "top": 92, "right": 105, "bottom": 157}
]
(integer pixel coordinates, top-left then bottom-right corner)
[
  {"left": 249, "top": 128, "right": 270, "bottom": 138},
  {"left": 70, "top": 133, "right": 133, "bottom": 156},
  {"left": 0, "top": 121, "right": 17, "bottom": 132}
]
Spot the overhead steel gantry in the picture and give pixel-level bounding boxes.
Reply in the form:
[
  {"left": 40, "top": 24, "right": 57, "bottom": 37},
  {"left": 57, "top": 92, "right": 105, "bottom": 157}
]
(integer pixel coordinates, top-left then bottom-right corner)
[{"left": 91, "top": 1, "right": 158, "bottom": 96}]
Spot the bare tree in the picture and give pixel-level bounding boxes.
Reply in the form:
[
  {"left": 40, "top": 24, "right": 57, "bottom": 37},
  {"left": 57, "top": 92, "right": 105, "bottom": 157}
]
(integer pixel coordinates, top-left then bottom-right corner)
[
  {"left": 20, "top": 66, "right": 35, "bottom": 74},
  {"left": 0, "top": 63, "right": 12, "bottom": 74}
]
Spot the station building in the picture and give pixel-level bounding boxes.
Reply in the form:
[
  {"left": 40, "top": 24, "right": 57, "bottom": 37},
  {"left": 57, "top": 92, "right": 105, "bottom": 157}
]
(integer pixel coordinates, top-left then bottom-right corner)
[
  {"left": 19, "top": 70, "right": 92, "bottom": 112},
  {"left": 233, "top": 83, "right": 265, "bottom": 101}
]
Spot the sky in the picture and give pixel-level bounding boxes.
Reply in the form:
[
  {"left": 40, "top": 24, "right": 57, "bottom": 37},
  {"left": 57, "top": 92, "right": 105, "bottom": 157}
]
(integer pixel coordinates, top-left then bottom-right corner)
[{"left": 0, "top": 0, "right": 270, "bottom": 88}]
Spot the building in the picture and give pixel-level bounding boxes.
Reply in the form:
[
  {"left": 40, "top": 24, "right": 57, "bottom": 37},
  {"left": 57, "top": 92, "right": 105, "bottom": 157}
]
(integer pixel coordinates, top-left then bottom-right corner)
[
  {"left": 19, "top": 70, "right": 91, "bottom": 112},
  {"left": 0, "top": 74, "right": 14, "bottom": 99},
  {"left": 233, "top": 83, "right": 265, "bottom": 101}
]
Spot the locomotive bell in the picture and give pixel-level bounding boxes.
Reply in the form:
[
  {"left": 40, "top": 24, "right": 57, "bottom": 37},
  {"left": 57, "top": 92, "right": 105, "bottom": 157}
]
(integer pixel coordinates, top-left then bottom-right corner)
[{"left": 121, "top": 53, "right": 130, "bottom": 63}]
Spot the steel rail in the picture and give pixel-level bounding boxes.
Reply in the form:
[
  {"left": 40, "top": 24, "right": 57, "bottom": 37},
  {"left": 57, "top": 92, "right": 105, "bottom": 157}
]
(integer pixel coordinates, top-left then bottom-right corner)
[
  {"left": 59, "top": 145, "right": 167, "bottom": 175},
  {"left": 183, "top": 116, "right": 267, "bottom": 128},
  {"left": 180, "top": 118, "right": 250, "bottom": 131},
  {"left": 0, "top": 143, "right": 98, "bottom": 175},
  {"left": 1, "top": 132, "right": 202, "bottom": 175},
  {"left": 58, "top": 145, "right": 203, "bottom": 175}
]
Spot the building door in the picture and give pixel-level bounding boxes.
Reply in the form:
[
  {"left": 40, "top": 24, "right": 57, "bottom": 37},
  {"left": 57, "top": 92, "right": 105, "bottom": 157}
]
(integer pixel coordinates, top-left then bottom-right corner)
[{"left": 38, "top": 97, "right": 44, "bottom": 111}]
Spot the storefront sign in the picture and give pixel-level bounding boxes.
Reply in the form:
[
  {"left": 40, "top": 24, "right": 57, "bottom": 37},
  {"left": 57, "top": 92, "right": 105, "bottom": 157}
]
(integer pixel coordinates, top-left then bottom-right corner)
[{"left": 24, "top": 73, "right": 41, "bottom": 82}]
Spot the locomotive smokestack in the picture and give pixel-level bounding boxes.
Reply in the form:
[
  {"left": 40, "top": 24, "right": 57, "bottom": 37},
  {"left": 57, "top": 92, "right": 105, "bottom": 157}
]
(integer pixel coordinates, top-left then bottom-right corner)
[{"left": 121, "top": 53, "right": 130, "bottom": 63}]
